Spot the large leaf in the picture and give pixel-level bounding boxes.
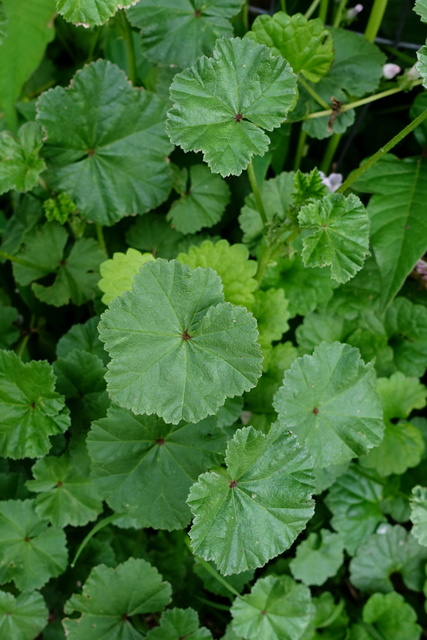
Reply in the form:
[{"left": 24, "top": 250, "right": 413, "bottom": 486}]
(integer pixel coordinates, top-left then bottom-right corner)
[
  {"left": 0, "top": 349, "right": 70, "bottom": 459},
  {"left": 187, "top": 424, "right": 315, "bottom": 575},
  {"left": 230, "top": 575, "right": 312, "bottom": 640},
  {"left": 273, "top": 342, "right": 384, "bottom": 469},
  {"left": 0, "top": 122, "right": 46, "bottom": 194},
  {"left": 87, "top": 406, "right": 226, "bottom": 530},
  {"left": 128, "top": 0, "right": 244, "bottom": 68},
  {"left": 298, "top": 193, "right": 370, "bottom": 284},
  {"left": 145, "top": 608, "right": 213, "bottom": 640},
  {"left": 0, "top": 590, "right": 48, "bottom": 640},
  {"left": 352, "top": 155, "right": 427, "bottom": 307},
  {"left": 99, "top": 259, "right": 262, "bottom": 424},
  {"left": 350, "top": 592, "right": 421, "bottom": 640},
  {"left": 246, "top": 12, "right": 333, "bottom": 82},
  {"left": 0, "top": 499, "right": 68, "bottom": 591},
  {"left": 63, "top": 558, "right": 172, "bottom": 640},
  {"left": 37, "top": 59, "right": 173, "bottom": 225},
  {"left": 57, "top": 0, "right": 137, "bottom": 26},
  {"left": 0, "top": 0, "right": 56, "bottom": 130},
  {"left": 290, "top": 529, "right": 344, "bottom": 586},
  {"left": 166, "top": 37, "right": 297, "bottom": 177}
]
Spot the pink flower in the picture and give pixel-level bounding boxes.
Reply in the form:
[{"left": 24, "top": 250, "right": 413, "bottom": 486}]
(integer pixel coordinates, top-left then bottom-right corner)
[
  {"left": 382, "top": 63, "right": 401, "bottom": 79},
  {"left": 319, "top": 171, "right": 343, "bottom": 193}
]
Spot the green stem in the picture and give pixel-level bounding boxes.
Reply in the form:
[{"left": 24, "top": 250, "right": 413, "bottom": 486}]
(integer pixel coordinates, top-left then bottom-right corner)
[
  {"left": 16, "top": 314, "right": 36, "bottom": 359},
  {"left": 384, "top": 46, "right": 416, "bottom": 66},
  {"left": 364, "top": 0, "right": 389, "bottom": 42},
  {"left": 280, "top": 0, "right": 286, "bottom": 12},
  {"left": 293, "top": 127, "right": 308, "bottom": 171},
  {"left": 320, "top": 133, "right": 342, "bottom": 174},
  {"left": 318, "top": 0, "right": 329, "bottom": 23},
  {"left": 71, "top": 513, "right": 125, "bottom": 567},
  {"left": 255, "top": 227, "right": 300, "bottom": 284},
  {"left": 332, "top": 0, "right": 347, "bottom": 28},
  {"left": 338, "top": 107, "right": 427, "bottom": 194},
  {"left": 117, "top": 10, "right": 137, "bottom": 85},
  {"left": 298, "top": 76, "right": 330, "bottom": 110},
  {"left": 242, "top": 0, "right": 249, "bottom": 33},
  {"left": 196, "top": 596, "right": 233, "bottom": 610},
  {"left": 0, "top": 249, "right": 47, "bottom": 271},
  {"left": 305, "top": 0, "right": 322, "bottom": 19},
  {"left": 193, "top": 555, "right": 241, "bottom": 598},
  {"left": 247, "top": 162, "right": 267, "bottom": 227},
  {"left": 96, "top": 223, "right": 107, "bottom": 255}
]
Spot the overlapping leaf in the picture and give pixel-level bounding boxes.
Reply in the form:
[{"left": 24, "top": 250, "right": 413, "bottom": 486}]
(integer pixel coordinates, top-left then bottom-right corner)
[
  {"left": 146, "top": 608, "right": 213, "bottom": 639},
  {"left": 0, "top": 302, "right": 18, "bottom": 349},
  {"left": 56, "top": 316, "right": 108, "bottom": 364},
  {"left": 384, "top": 297, "right": 427, "bottom": 377},
  {"left": 98, "top": 248, "right": 154, "bottom": 305},
  {"left": 0, "top": 122, "right": 46, "bottom": 194},
  {"left": 57, "top": 0, "right": 137, "bottom": 26},
  {"left": 290, "top": 529, "right": 344, "bottom": 586},
  {"left": 0, "top": 590, "right": 48, "bottom": 640},
  {"left": 410, "top": 486, "right": 427, "bottom": 546},
  {"left": 251, "top": 288, "right": 289, "bottom": 346},
  {"left": 166, "top": 37, "right": 297, "bottom": 177}
]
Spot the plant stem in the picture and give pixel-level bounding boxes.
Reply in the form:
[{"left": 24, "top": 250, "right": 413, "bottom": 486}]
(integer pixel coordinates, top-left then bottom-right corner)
[
  {"left": 117, "top": 10, "right": 137, "bottom": 85},
  {"left": 320, "top": 133, "right": 342, "bottom": 174},
  {"left": 293, "top": 127, "right": 308, "bottom": 171},
  {"left": 332, "top": 0, "right": 347, "bottom": 28},
  {"left": 298, "top": 76, "right": 330, "bottom": 110},
  {"left": 247, "top": 162, "right": 267, "bottom": 226},
  {"left": 196, "top": 596, "right": 233, "bottom": 610},
  {"left": 338, "top": 107, "right": 427, "bottom": 193},
  {"left": 96, "top": 223, "right": 107, "bottom": 255},
  {"left": 16, "top": 314, "right": 36, "bottom": 359},
  {"left": 318, "top": 0, "right": 329, "bottom": 23},
  {"left": 193, "top": 555, "right": 241, "bottom": 598},
  {"left": 0, "top": 249, "right": 47, "bottom": 271},
  {"left": 71, "top": 512, "right": 125, "bottom": 567},
  {"left": 305, "top": 0, "right": 322, "bottom": 19},
  {"left": 364, "top": 0, "right": 389, "bottom": 42},
  {"left": 280, "top": 0, "right": 286, "bottom": 12}
]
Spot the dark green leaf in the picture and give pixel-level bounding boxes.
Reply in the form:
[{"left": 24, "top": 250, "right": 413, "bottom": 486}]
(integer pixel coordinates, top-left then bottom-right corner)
[
  {"left": 145, "top": 608, "right": 213, "bottom": 639},
  {"left": 0, "top": 590, "right": 48, "bottom": 640}
]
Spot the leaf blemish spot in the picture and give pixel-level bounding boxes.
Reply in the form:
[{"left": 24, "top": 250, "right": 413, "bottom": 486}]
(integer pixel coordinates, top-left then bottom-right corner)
[
  {"left": 194, "top": 9, "right": 201, "bottom": 16},
  {"left": 229, "top": 480, "right": 237, "bottom": 488},
  {"left": 235, "top": 113, "right": 243, "bottom": 122},
  {"left": 181, "top": 330, "right": 192, "bottom": 340},
  {"left": 312, "top": 407, "right": 319, "bottom": 415},
  {"left": 156, "top": 438, "right": 165, "bottom": 445},
  {"left": 261, "top": 610, "right": 267, "bottom": 615}
]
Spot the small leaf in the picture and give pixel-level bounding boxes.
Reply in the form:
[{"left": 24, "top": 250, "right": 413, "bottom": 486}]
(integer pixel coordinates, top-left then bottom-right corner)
[
  {"left": 188, "top": 424, "right": 315, "bottom": 575},
  {"left": 384, "top": 297, "right": 427, "bottom": 377},
  {"left": 0, "top": 122, "right": 46, "bottom": 195},
  {"left": 98, "top": 248, "right": 154, "bottom": 305},
  {"left": 57, "top": 317, "right": 108, "bottom": 364},
  {"left": 290, "top": 529, "right": 344, "bottom": 586},
  {"left": 166, "top": 37, "right": 297, "bottom": 177},
  {"left": 57, "top": 0, "right": 137, "bottom": 26},
  {"left": 251, "top": 288, "right": 290, "bottom": 346},
  {"left": 410, "top": 486, "right": 427, "bottom": 546},
  {"left": 146, "top": 608, "right": 213, "bottom": 639},
  {"left": 298, "top": 193, "right": 370, "bottom": 284},
  {"left": 230, "top": 575, "right": 312, "bottom": 640},
  {"left": 0, "top": 590, "right": 48, "bottom": 640},
  {"left": 350, "top": 592, "right": 421, "bottom": 640}
]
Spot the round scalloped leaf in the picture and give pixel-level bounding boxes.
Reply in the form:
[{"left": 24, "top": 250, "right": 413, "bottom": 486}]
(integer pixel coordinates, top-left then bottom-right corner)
[
  {"left": 0, "top": 499, "right": 68, "bottom": 591},
  {"left": 415, "top": 0, "right": 427, "bottom": 22},
  {"left": 87, "top": 406, "right": 226, "bottom": 530},
  {"left": 273, "top": 342, "right": 384, "bottom": 469},
  {"left": 246, "top": 12, "right": 333, "bottom": 82},
  {"left": 178, "top": 240, "right": 258, "bottom": 307},
  {"left": 0, "top": 122, "right": 46, "bottom": 195},
  {"left": 230, "top": 575, "right": 312, "bottom": 640},
  {"left": 128, "top": 0, "right": 244, "bottom": 68},
  {"left": 350, "top": 592, "right": 421, "bottom": 640},
  {"left": 410, "top": 486, "right": 427, "bottom": 546},
  {"left": 0, "top": 590, "right": 48, "bottom": 640},
  {"left": 298, "top": 193, "right": 370, "bottom": 284},
  {"left": 290, "top": 529, "right": 344, "bottom": 586},
  {"left": 187, "top": 424, "right": 315, "bottom": 575},
  {"left": 349, "top": 523, "right": 427, "bottom": 593},
  {"left": 0, "top": 349, "right": 70, "bottom": 459},
  {"left": 98, "top": 248, "right": 154, "bottom": 305},
  {"left": 57, "top": 0, "right": 137, "bottom": 26},
  {"left": 37, "top": 59, "right": 172, "bottom": 225},
  {"left": 99, "top": 259, "right": 262, "bottom": 424},
  {"left": 166, "top": 37, "right": 297, "bottom": 177},
  {"left": 63, "top": 557, "right": 171, "bottom": 639},
  {"left": 146, "top": 608, "right": 213, "bottom": 640}
]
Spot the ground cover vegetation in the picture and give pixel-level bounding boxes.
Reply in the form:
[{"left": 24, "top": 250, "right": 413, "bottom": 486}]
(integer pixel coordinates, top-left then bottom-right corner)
[{"left": 0, "top": 0, "right": 427, "bottom": 637}]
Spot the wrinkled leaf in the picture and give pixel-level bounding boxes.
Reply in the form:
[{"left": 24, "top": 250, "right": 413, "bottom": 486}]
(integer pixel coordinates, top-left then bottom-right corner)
[
  {"left": 0, "top": 122, "right": 46, "bottom": 194},
  {"left": 57, "top": 0, "right": 137, "bottom": 25},
  {"left": 98, "top": 248, "right": 154, "bottom": 305}
]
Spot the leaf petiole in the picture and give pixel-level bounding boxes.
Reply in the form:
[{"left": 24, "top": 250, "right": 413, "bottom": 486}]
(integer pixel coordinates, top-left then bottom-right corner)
[
  {"left": 247, "top": 162, "right": 268, "bottom": 227},
  {"left": 71, "top": 512, "right": 126, "bottom": 567}
]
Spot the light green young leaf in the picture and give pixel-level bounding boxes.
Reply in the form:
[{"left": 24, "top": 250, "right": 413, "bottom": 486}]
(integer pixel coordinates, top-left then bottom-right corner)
[
  {"left": 146, "top": 608, "right": 213, "bottom": 639},
  {"left": 246, "top": 12, "right": 333, "bottom": 82},
  {"left": 27, "top": 453, "right": 103, "bottom": 528},
  {"left": 0, "top": 349, "right": 70, "bottom": 459},
  {"left": 98, "top": 248, "right": 154, "bottom": 305},
  {"left": 0, "top": 590, "right": 48, "bottom": 640},
  {"left": 384, "top": 297, "right": 427, "bottom": 377},
  {"left": 166, "top": 37, "right": 297, "bottom": 177},
  {"left": 349, "top": 523, "right": 427, "bottom": 593},
  {"left": 167, "top": 165, "right": 230, "bottom": 234},
  {"left": 298, "top": 193, "right": 370, "bottom": 284},
  {"left": 99, "top": 260, "right": 262, "bottom": 424},
  {"left": 410, "top": 486, "right": 427, "bottom": 546},
  {"left": 87, "top": 406, "right": 225, "bottom": 530},
  {"left": 57, "top": 0, "right": 137, "bottom": 25},
  {"left": 0, "top": 122, "right": 46, "bottom": 194},
  {"left": 231, "top": 575, "right": 312, "bottom": 640},
  {"left": 63, "top": 558, "right": 171, "bottom": 640},
  {"left": 128, "top": 0, "right": 244, "bottom": 68},
  {"left": 273, "top": 342, "right": 384, "bottom": 469},
  {"left": 352, "top": 155, "right": 427, "bottom": 307},
  {"left": 290, "top": 529, "right": 344, "bottom": 586},
  {"left": 178, "top": 240, "right": 258, "bottom": 307},
  {"left": 188, "top": 424, "right": 315, "bottom": 575},
  {"left": 250, "top": 288, "right": 290, "bottom": 346},
  {"left": 37, "top": 59, "right": 172, "bottom": 225},
  {"left": 0, "top": 499, "right": 68, "bottom": 591},
  {"left": 350, "top": 592, "right": 421, "bottom": 640}
]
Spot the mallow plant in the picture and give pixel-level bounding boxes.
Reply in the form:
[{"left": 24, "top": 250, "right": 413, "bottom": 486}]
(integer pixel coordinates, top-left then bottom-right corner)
[{"left": 0, "top": 0, "right": 427, "bottom": 637}]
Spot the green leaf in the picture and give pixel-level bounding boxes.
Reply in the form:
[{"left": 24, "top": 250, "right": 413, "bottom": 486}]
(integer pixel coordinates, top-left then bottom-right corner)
[
  {"left": 251, "top": 288, "right": 290, "bottom": 346},
  {"left": 384, "top": 297, "right": 427, "bottom": 377},
  {"left": 128, "top": 0, "right": 244, "bottom": 68},
  {"left": 98, "top": 248, "right": 154, "bottom": 305},
  {"left": 290, "top": 529, "right": 344, "bottom": 586},
  {"left": 415, "top": 0, "right": 427, "bottom": 22},
  {"left": 0, "top": 122, "right": 46, "bottom": 194},
  {"left": 126, "top": 213, "right": 187, "bottom": 259},
  {"left": 57, "top": 0, "right": 136, "bottom": 25},
  {"left": 325, "top": 465, "right": 386, "bottom": 555},
  {"left": 146, "top": 608, "right": 213, "bottom": 639},
  {"left": 0, "top": 0, "right": 56, "bottom": 130},
  {"left": 0, "top": 498, "right": 68, "bottom": 590},
  {"left": 298, "top": 193, "right": 370, "bottom": 284},
  {"left": 188, "top": 424, "right": 315, "bottom": 575},
  {"left": 273, "top": 342, "right": 384, "bottom": 469},
  {"left": 0, "top": 4, "right": 8, "bottom": 46},
  {"left": 0, "top": 349, "right": 70, "bottom": 459},
  {"left": 99, "top": 259, "right": 262, "bottom": 424},
  {"left": 302, "top": 592, "right": 348, "bottom": 640},
  {"left": 293, "top": 169, "right": 327, "bottom": 208},
  {"left": 57, "top": 317, "right": 108, "bottom": 364},
  {"left": 87, "top": 406, "right": 225, "bottom": 530},
  {"left": 27, "top": 453, "right": 103, "bottom": 527},
  {"left": 167, "top": 165, "right": 230, "bottom": 234},
  {"left": 63, "top": 557, "right": 172, "bottom": 640},
  {"left": 0, "top": 303, "right": 19, "bottom": 348},
  {"left": 166, "top": 37, "right": 297, "bottom": 177},
  {"left": 246, "top": 12, "right": 333, "bottom": 82},
  {"left": 352, "top": 155, "right": 427, "bottom": 307},
  {"left": 410, "top": 486, "right": 427, "bottom": 546},
  {"left": 178, "top": 239, "right": 258, "bottom": 307},
  {"left": 194, "top": 559, "right": 254, "bottom": 597},
  {"left": 417, "top": 45, "right": 427, "bottom": 87},
  {"left": 350, "top": 592, "right": 421, "bottom": 640},
  {"left": 0, "top": 590, "right": 48, "bottom": 640},
  {"left": 230, "top": 575, "right": 312, "bottom": 640},
  {"left": 37, "top": 59, "right": 173, "bottom": 225},
  {"left": 349, "top": 523, "right": 427, "bottom": 592}
]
